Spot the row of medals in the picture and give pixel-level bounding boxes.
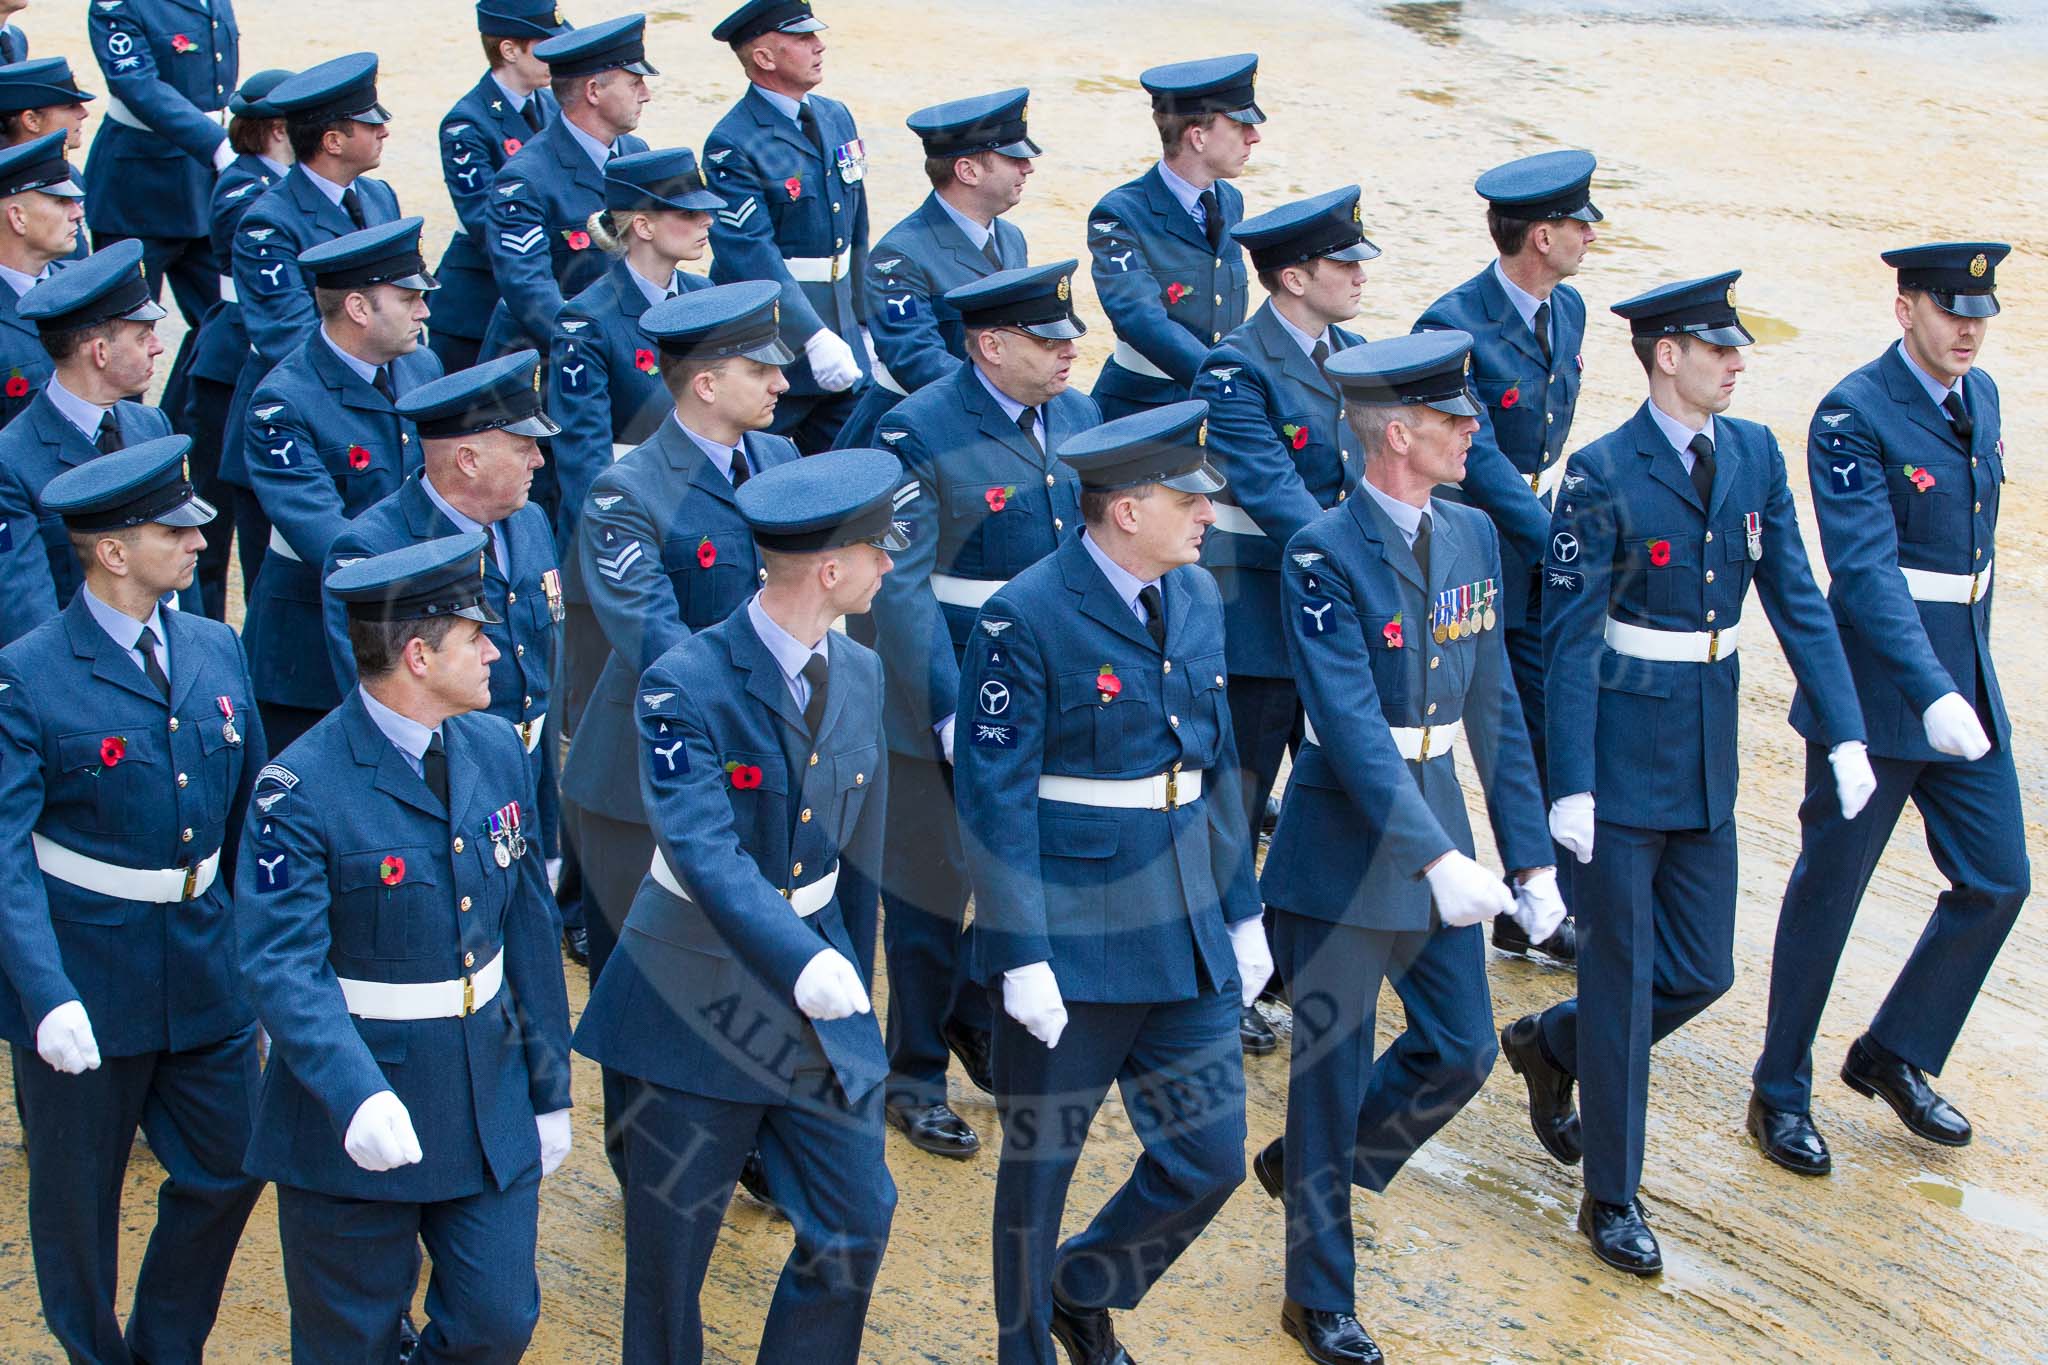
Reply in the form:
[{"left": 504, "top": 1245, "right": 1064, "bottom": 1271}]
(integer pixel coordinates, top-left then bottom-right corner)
[{"left": 1433, "top": 582, "right": 1499, "bottom": 644}]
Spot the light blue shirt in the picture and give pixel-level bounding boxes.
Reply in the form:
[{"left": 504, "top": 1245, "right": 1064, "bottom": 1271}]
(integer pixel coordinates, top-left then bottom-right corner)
[
  {"left": 560, "top": 115, "right": 615, "bottom": 172},
  {"left": 627, "top": 263, "right": 683, "bottom": 309},
  {"left": 1271, "top": 305, "right": 1329, "bottom": 361},
  {"left": 420, "top": 473, "right": 509, "bottom": 577},
  {"left": 1491, "top": 258, "right": 1550, "bottom": 344},
  {"left": 1155, "top": 159, "right": 1209, "bottom": 225},
  {"left": 488, "top": 72, "right": 539, "bottom": 121},
  {"left": 43, "top": 377, "right": 112, "bottom": 443},
  {"left": 299, "top": 164, "right": 352, "bottom": 209},
  {"left": 258, "top": 154, "right": 290, "bottom": 178},
  {"left": 0, "top": 262, "right": 44, "bottom": 298},
  {"left": 974, "top": 366, "right": 1040, "bottom": 434},
  {"left": 82, "top": 585, "right": 171, "bottom": 682},
  {"left": 1080, "top": 529, "right": 1160, "bottom": 624},
  {"left": 319, "top": 328, "right": 381, "bottom": 386},
  {"left": 1363, "top": 477, "right": 1431, "bottom": 550},
  {"left": 1646, "top": 398, "right": 1717, "bottom": 474},
  {"left": 933, "top": 192, "right": 993, "bottom": 252},
  {"left": 746, "top": 592, "right": 828, "bottom": 710},
  {"left": 754, "top": 86, "right": 805, "bottom": 124},
  {"left": 358, "top": 686, "right": 439, "bottom": 778},
  {"left": 675, "top": 416, "right": 746, "bottom": 484},
  {"left": 1895, "top": 339, "right": 1964, "bottom": 413}
]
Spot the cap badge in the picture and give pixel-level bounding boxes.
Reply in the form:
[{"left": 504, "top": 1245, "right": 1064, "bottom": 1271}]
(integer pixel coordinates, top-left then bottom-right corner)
[
  {"left": 1197, "top": 419, "right": 1209, "bottom": 447},
  {"left": 1020, "top": 101, "right": 1029, "bottom": 124},
  {"left": 1725, "top": 283, "right": 1738, "bottom": 308},
  {"left": 1351, "top": 201, "right": 1361, "bottom": 224},
  {"left": 772, "top": 300, "right": 781, "bottom": 326},
  {"left": 532, "top": 363, "right": 544, "bottom": 394},
  {"left": 1057, "top": 274, "right": 1071, "bottom": 302},
  {"left": 182, "top": 457, "right": 191, "bottom": 482},
  {"left": 478, "top": 551, "right": 488, "bottom": 580},
  {"left": 1969, "top": 252, "right": 1988, "bottom": 279}
]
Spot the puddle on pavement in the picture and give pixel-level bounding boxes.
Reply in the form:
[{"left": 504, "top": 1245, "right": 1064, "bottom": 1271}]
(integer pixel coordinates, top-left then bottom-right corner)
[
  {"left": 1741, "top": 308, "right": 1803, "bottom": 345},
  {"left": 1383, "top": 1, "right": 1467, "bottom": 44},
  {"left": 1072, "top": 75, "right": 1142, "bottom": 96},
  {"left": 1405, "top": 87, "right": 1459, "bottom": 105},
  {"left": 1906, "top": 1173, "right": 2048, "bottom": 1241},
  {"left": 1407, "top": 1142, "right": 1576, "bottom": 1228}
]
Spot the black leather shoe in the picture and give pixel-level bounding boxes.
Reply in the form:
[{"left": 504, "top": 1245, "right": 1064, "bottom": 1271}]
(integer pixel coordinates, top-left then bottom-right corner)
[
  {"left": 1747, "top": 1094, "right": 1832, "bottom": 1175},
  {"left": 736, "top": 1149, "right": 784, "bottom": 1218},
  {"left": 1252, "top": 1137, "right": 1283, "bottom": 1199},
  {"left": 940, "top": 1017, "right": 995, "bottom": 1095},
  {"left": 1261, "top": 793, "right": 1283, "bottom": 836},
  {"left": 1577, "top": 1196, "right": 1661, "bottom": 1276},
  {"left": 1499, "top": 1014, "right": 1581, "bottom": 1164},
  {"left": 1492, "top": 913, "right": 1579, "bottom": 965},
  {"left": 397, "top": 1312, "right": 420, "bottom": 1363},
  {"left": 1841, "top": 1034, "right": 1972, "bottom": 1146},
  {"left": 562, "top": 925, "right": 589, "bottom": 967},
  {"left": 1240, "top": 1004, "right": 1279, "bottom": 1055},
  {"left": 1050, "top": 1290, "right": 1133, "bottom": 1364},
  {"left": 1281, "top": 1299, "right": 1383, "bottom": 1364},
  {"left": 887, "top": 1100, "right": 980, "bottom": 1158}
]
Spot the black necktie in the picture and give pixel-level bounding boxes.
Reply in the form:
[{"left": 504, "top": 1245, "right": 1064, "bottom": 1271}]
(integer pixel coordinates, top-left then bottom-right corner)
[
  {"left": 520, "top": 97, "right": 544, "bottom": 133},
  {"left": 1942, "top": 390, "right": 1974, "bottom": 443},
  {"left": 1532, "top": 299, "right": 1553, "bottom": 363},
  {"left": 135, "top": 623, "right": 169, "bottom": 699},
  {"left": 1138, "top": 583, "right": 1167, "bottom": 650},
  {"left": 1016, "top": 407, "right": 1043, "bottom": 455},
  {"left": 340, "top": 184, "right": 366, "bottom": 230},
  {"left": 1688, "top": 433, "right": 1717, "bottom": 507},
  {"left": 1413, "top": 512, "right": 1433, "bottom": 584},
  {"left": 1197, "top": 188, "right": 1222, "bottom": 251},
  {"left": 798, "top": 101, "right": 826, "bottom": 158},
  {"left": 1310, "top": 339, "right": 1330, "bottom": 374},
  {"left": 372, "top": 365, "right": 397, "bottom": 405},
  {"left": 422, "top": 733, "right": 449, "bottom": 809},
  {"left": 729, "top": 448, "right": 750, "bottom": 487},
  {"left": 96, "top": 411, "right": 123, "bottom": 455},
  {"left": 802, "top": 654, "right": 829, "bottom": 734},
  {"left": 981, "top": 234, "right": 1004, "bottom": 272}
]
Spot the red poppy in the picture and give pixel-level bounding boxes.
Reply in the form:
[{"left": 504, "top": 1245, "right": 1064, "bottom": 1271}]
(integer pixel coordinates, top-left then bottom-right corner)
[
  {"left": 1096, "top": 665, "right": 1121, "bottom": 703},
  {"left": 5, "top": 375, "right": 28, "bottom": 399},
  {"left": 347, "top": 444, "right": 371, "bottom": 471},
  {"left": 99, "top": 735, "right": 127, "bottom": 767},
  {"left": 1501, "top": 386, "right": 1521, "bottom": 409},
  {"left": 1383, "top": 616, "right": 1404, "bottom": 649},
  {"left": 170, "top": 33, "right": 195, "bottom": 53},
  {"left": 784, "top": 176, "right": 802, "bottom": 201},
  {"left": 634, "top": 348, "right": 658, "bottom": 374},
  {"left": 1648, "top": 539, "right": 1672, "bottom": 567},
  {"left": 983, "top": 485, "right": 1012, "bottom": 513},
  {"left": 565, "top": 230, "right": 591, "bottom": 251},
  {"left": 1282, "top": 423, "right": 1308, "bottom": 451},
  {"left": 379, "top": 855, "right": 405, "bottom": 886},
  {"left": 728, "top": 763, "right": 763, "bottom": 790},
  {"left": 1165, "top": 281, "right": 1189, "bottom": 305},
  {"left": 503, "top": 137, "right": 523, "bottom": 156},
  {"left": 1905, "top": 464, "right": 1937, "bottom": 493},
  {"left": 696, "top": 537, "right": 717, "bottom": 569}
]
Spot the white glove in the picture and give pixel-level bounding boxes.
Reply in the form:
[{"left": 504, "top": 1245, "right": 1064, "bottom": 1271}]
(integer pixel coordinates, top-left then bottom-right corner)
[
  {"left": 1511, "top": 867, "right": 1567, "bottom": 944},
  {"left": 35, "top": 1000, "right": 100, "bottom": 1074},
  {"left": 344, "top": 1090, "right": 423, "bottom": 1172},
  {"left": 212, "top": 139, "right": 236, "bottom": 173},
  {"left": 860, "top": 326, "right": 881, "bottom": 371},
  {"left": 536, "top": 1108, "right": 572, "bottom": 1177},
  {"left": 1921, "top": 692, "right": 1991, "bottom": 761},
  {"left": 938, "top": 715, "right": 956, "bottom": 764},
  {"left": 546, "top": 857, "right": 563, "bottom": 892},
  {"left": 803, "top": 328, "right": 861, "bottom": 392},
  {"left": 1001, "top": 961, "right": 1068, "bottom": 1049},
  {"left": 1227, "top": 918, "right": 1273, "bottom": 1008},
  {"left": 1424, "top": 851, "right": 1515, "bottom": 927},
  {"left": 1549, "top": 792, "right": 1596, "bottom": 864},
  {"left": 1828, "top": 741, "right": 1877, "bottom": 820},
  {"left": 793, "top": 948, "right": 871, "bottom": 1020}
]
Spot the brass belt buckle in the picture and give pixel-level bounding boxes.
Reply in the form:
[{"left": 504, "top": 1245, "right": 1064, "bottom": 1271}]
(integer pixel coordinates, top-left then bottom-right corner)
[
  {"left": 830, "top": 254, "right": 842, "bottom": 282},
  {"left": 1971, "top": 571, "right": 1984, "bottom": 604},
  {"left": 1528, "top": 472, "right": 1542, "bottom": 494},
  {"left": 1707, "top": 629, "right": 1721, "bottom": 663},
  {"left": 1418, "top": 726, "right": 1434, "bottom": 761},
  {"left": 462, "top": 974, "right": 475, "bottom": 1017},
  {"left": 1163, "top": 770, "right": 1180, "bottom": 812},
  {"left": 181, "top": 864, "right": 199, "bottom": 900}
]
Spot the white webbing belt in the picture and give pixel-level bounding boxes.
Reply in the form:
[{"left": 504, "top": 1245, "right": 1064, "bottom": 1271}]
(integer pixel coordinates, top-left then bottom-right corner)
[
  {"left": 1208, "top": 503, "right": 1263, "bottom": 538},
  {"left": 33, "top": 833, "right": 220, "bottom": 902},
  {"left": 1301, "top": 716, "right": 1463, "bottom": 762},
  {"left": 218, "top": 274, "right": 239, "bottom": 304},
  {"left": 929, "top": 574, "right": 1007, "bottom": 609},
  {"left": 870, "top": 357, "right": 906, "bottom": 396},
  {"left": 1603, "top": 616, "right": 1741, "bottom": 663},
  {"left": 783, "top": 249, "right": 852, "bottom": 284},
  {"left": 267, "top": 528, "right": 302, "bottom": 562},
  {"left": 1533, "top": 456, "right": 1571, "bottom": 501},
  {"left": 1038, "top": 768, "right": 1204, "bottom": 811},
  {"left": 1901, "top": 561, "right": 1991, "bottom": 605},
  {"left": 337, "top": 950, "right": 503, "bottom": 1021},
  {"left": 649, "top": 851, "right": 839, "bottom": 918},
  {"left": 611, "top": 442, "right": 636, "bottom": 463},
  {"left": 517, "top": 711, "right": 547, "bottom": 754},
  {"left": 1111, "top": 340, "right": 1171, "bottom": 380}
]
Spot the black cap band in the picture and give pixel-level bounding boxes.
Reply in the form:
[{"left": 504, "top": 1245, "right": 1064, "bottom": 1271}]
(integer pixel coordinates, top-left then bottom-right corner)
[
  {"left": 64, "top": 477, "right": 200, "bottom": 531},
  {"left": 753, "top": 501, "right": 896, "bottom": 553},
  {"left": 309, "top": 248, "right": 431, "bottom": 291},
  {"left": 32, "top": 269, "right": 155, "bottom": 335}
]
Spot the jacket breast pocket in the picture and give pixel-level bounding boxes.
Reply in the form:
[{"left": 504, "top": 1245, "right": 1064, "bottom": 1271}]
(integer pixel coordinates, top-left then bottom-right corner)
[
  {"left": 720, "top": 749, "right": 788, "bottom": 850},
  {"left": 1187, "top": 652, "right": 1228, "bottom": 732},
  {"left": 942, "top": 483, "right": 1001, "bottom": 573},
  {"left": 664, "top": 530, "right": 752, "bottom": 626},
  {"left": 1055, "top": 669, "right": 1146, "bottom": 767},
  {"left": 1475, "top": 378, "right": 1538, "bottom": 452},
  {"left": 336, "top": 846, "right": 440, "bottom": 962},
  {"left": 58, "top": 727, "right": 165, "bottom": 834},
  {"left": 196, "top": 715, "right": 247, "bottom": 818},
  {"left": 1362, "top": 611, "right": 1409, "bottom": 708},
  {"left": 830, "top": 743, "right": 877, "bottom": 834},
  {"left": 1627, "top": 533, "right": 1695, "bottom": 615},
  {"left": 1894, "top": 472, "right": 1953, "bottom": 545}
]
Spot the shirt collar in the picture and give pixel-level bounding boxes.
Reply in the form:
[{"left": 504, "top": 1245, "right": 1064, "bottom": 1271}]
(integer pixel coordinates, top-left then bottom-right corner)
[
  {"left": 676, "top": 418, "right": 741, "bottom": 480},
  {"left": 257, "top": 153, "right": 291, "bottom": 177},
  {"left": 933, "top": 191, "right": 992, "bottom": 250},
  {"left": 746, "top": 591, "right": 827, "bottom": 695},
  {"left": 1645, "top": 398, "right": 1716, "bottom": 460},
  {"left": 0, "top": 261, "right": 43, "bottom": 298},
  {"left": 358, "top": 685, "right": 438, "bottom": 765},
  {"left": 299, "top": 163, "right": 351, "bottom": 207},
  {"left": 1154, "top": 159, "right": 1208, "bottom": 217},
  {"left": 44, "top": 377, "right": 111, "bottom": 441},
  {"left": 560, "top": 115, "right": 613, "bottom": 170},
  {"left": 488, "top": 71, "right": 533, "bottom": 114},
  {"left": 1362, "top": 477, "right": 1431, "bottom": 548},
  {"left": 1894, "top": 338, "right": 1962, "bottom": 407},
  {"left": 82, "top": 583, "right": 163, "bottom": 659},
  {"left": 627, "top": 263, "right": 680, "bottom": 309},
  {"left": 1491, "top": 258, "right": 1547, "bottom": 333},
  {"left": 754, "top": 85, "right": 804, "bottom": 123},
  {"left": 420, "top": 472, "right": 486, "bottom": 536},
  {"left": 1079, "top": 529, "right": 1158, "bottom": 617},
  {"left": 1270, "top": 305, "right": 1329, "bottom": 360},
  {"left": 974, "top": 366, "right": 1032, "bottom": 425},
  {"left": 319, "top": 327, "right": 380, "bottom": 384}
]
